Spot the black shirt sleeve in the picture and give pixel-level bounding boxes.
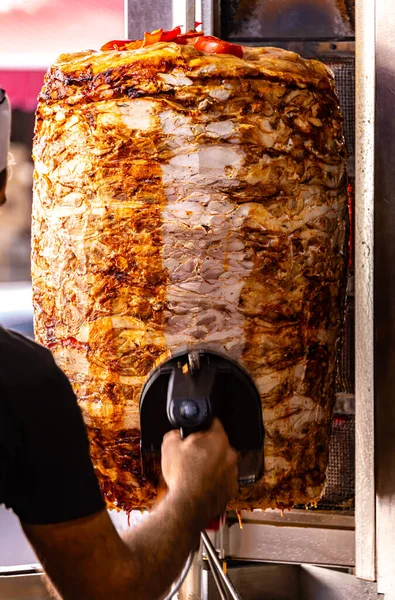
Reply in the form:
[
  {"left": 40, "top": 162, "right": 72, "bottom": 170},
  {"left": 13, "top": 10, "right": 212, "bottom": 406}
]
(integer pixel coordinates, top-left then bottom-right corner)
[{"left": 0, "top": 328, "right": 105, "bottom": 525}]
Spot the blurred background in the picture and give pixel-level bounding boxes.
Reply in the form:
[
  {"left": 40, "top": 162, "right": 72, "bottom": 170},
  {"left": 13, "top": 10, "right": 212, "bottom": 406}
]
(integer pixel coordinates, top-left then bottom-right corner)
[
  {"left": 0, "top": 0, "right": 123, "bottom": 335},
  {"left": 0, "top": 0, "right": 126, "bottom": 568}
]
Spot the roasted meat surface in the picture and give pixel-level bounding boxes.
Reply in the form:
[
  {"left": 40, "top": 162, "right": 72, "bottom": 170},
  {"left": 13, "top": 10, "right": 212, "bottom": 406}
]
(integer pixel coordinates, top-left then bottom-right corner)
[{"left": 32, "top": 43, "right": 347, "bottom": 511}]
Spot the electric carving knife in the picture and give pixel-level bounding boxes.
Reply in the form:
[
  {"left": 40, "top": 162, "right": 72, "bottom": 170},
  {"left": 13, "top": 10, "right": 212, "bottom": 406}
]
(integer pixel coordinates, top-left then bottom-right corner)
[{"left": 139, "top": 349, "right": 265, "bottom": 487}]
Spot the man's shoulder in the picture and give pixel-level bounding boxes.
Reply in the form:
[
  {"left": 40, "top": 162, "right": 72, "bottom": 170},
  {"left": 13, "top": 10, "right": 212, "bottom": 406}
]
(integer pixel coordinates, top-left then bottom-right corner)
[{"left": 0, "top": 326, "right": 59, "bottom": 387}]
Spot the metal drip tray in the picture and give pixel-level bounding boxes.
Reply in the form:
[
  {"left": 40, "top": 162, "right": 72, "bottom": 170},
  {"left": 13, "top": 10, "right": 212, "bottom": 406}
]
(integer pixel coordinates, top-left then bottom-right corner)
[
  {"left": 204, "top": 564, "right": 380, "bottom": 600},
  {"left": 225, "top": 510, "right": 355, "bottom": 567}
]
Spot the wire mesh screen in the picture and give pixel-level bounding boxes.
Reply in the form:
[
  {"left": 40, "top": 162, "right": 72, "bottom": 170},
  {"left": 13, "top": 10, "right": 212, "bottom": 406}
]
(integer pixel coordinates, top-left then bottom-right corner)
[
  {"left": 320, "top": 55, "right": 355, "bottom": 510},
  {"left": 337, "top": 296, "right": 355, "bottom": 395},
  {"left": 325, "top": 58, "right": 355, "bottom": 157},
  {"left": 292, "top": 56, "right": 356, "bottom": 512},
  {"left": 318, "top": 414, "right": 355, "bottom": 509}
]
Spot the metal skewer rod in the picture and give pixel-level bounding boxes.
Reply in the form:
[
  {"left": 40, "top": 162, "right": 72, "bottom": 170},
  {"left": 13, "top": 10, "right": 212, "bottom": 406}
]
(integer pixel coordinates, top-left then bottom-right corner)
[
  {"left": 205, "top": 550, "right": 229, "bottom": 600},
  {"left": 201, "top": 531, "right": 242, "bottom": 600},
  {"left": 172, "top": 0, "right": 196, "bottom": 32}
]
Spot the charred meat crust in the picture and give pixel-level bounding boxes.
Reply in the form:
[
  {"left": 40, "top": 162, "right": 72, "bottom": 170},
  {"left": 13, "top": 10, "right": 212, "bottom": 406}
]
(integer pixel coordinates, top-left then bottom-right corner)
[{"left": 32, "top": 41, "right": 347, "bottom": 512}]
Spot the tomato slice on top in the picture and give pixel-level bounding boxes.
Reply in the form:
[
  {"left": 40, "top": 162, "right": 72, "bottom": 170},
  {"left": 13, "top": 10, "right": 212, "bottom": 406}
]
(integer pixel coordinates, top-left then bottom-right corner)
[
  {"left": 100, "top": 40, "right": 134, "bottom": 51},
  {"left": 100, "top": 30, "right": 244, "bottom": 58},
  {"left": 175, "top": 30, "right": 204, "bottom": 45},
  {"left": 194, "top": 35, "right": 243, "bottom": 58},
  {"left": 100, "top": 39, "right": 143, "bottom": 51},
  {"left": 125, "top": 40, "right": 144, "bottom": 50},
  {"left": 161, "top": 26, "right": 182, "bottom": 41},
  {"left": 143, "top": 28, "right": 163, "bottom": 47}
]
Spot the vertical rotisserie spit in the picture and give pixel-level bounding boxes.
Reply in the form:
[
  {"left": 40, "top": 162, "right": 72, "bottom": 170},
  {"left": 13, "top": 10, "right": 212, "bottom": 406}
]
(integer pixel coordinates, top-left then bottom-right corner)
[{"left": 32, "top": 40, "right": 347, "bottom": 511}]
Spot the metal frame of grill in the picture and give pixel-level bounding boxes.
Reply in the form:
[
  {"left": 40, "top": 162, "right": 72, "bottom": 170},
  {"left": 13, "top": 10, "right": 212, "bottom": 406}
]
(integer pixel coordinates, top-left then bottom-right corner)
[
  {"left": 128, "top": 0, "right": 361, "bottom": 561},
  {"left": 1, "top": 1, "right": 392, "bottom": 598},
  {"left": 126, "top": 2, "right": 395, "bottom": 598}
]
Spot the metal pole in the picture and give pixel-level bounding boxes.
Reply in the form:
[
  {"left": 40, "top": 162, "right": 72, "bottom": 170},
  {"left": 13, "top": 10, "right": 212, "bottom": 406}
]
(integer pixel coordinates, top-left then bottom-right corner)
[
  {"left": 205, "top": 552, "right": 228, "bottom": 600},
  {"left": 354, "top": 0, "right": 376, "bottom": 583},
  {"left": 178, "top": 547, "right": 202, "bottom": 600},
  {"left": 201, "top": 531, "right": 242, "bottom": 600},
  {"left": 172, "top": 0, "right": 196, "bottom": 32},
  {"left": 126, "top": 0, "right": 215, "bottom": 39},
  {"left": 125, "top": 0, "right": 173, "bottom": 38},
  {"left": 201, "top": 0, "right": 215, "bottom": 35},
  {"left": 374, "top": 0, "right": 395, "bottom": 594},
  {"left": 201, "top": 567, "right": 210, "bottom": 600}
]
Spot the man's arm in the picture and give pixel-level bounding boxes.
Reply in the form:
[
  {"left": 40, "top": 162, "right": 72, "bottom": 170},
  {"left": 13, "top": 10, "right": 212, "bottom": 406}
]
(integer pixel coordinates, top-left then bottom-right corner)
[
  {"left": 24, "top": 497, "right": 197, "bottom": 600},
  {"left": 22, "top": 420, "right": 238, "bottom": 600}
]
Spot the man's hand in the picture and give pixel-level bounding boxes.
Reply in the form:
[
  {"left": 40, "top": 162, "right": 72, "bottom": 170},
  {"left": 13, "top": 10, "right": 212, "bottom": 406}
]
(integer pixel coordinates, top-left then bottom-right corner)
[
  {"left": 161, "top": 418, "right": 238, "bottom": 524},
  {"left": 23, "top": 420, "right": 238, "bottom": 600}
]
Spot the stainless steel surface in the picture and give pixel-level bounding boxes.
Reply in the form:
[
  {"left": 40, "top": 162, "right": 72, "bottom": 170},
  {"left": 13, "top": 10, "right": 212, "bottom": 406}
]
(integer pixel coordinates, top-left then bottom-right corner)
[
  {"left": 172, "top": 0, "right": 196, "bottom": 33},
  {"left": 301, "top": 566, "right": 382, "bottom": 600},
  {"left": 1, "top": 564, "right": 382, "bottom": 600},
  {"left": 125, "top": 0, "right": 173, "bottom": 38},
  {"left": 0, "top": 573, "right": 47, "bottom": 600},
  {"left": 226, "top": 510, "right": 355, "bottom": 567},
  {"left": 354, "top": 0, "right": 376, "bottom": 582},
  {"left": 126, "top": 0, "right": 216, "bottom": 38},
  {"left": 178, "top": 549, "right": 202, "bottom": 600},
  {"left": 224, "top": 564, "right": 303, "bottom": 600},
  {"left": 201, "top": 528, "right": 227, "bottom": 599},
  {"left": 228, "top": 509, "right": 354, "bottom": 528},
  {"left": 212, "top": 564, "right": 301, "bottom": 600},
  {"left": 201, "top": 0, "right": 215, "bottom": 35},
  {"left": 205, "top": 551, "right": 228, "bottom": 600},
  {"left": 172, "top": 0, "right": 216, "bottom": 35},
  {"left": 201, "top": 567, "right": 210, "bottom": 600},
  {"left": 202, "top": 531, "right": 242, "bottom": 600},
  {"left": 205, "top": 563, "right": 381, "bottom": 600},
  {"left": 375, "top": 0, "right": 395, "bottom": 596}
]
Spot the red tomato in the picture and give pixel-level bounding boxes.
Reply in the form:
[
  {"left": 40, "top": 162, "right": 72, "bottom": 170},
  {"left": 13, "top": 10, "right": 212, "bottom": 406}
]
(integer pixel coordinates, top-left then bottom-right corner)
[
  {"left": 161, "top": 26, "right": 182, "bottom": 41},
  {"left": 175, "top": 30, "right": 204, "bottom": 45},
  {"left": 194, "top": 35, "right": 243, "bottom": 58},
  {"left": 100, "top": 40, "right": 134, "bottom": 51},
  {"left": 125, "top": 40, "right": 144, "bottom": 50},
  {"left": 100, "top": 39, "right": 143, "bottom": 51},
  {"left": 143, "top": 28, "right": 163, "bottom": 47},
  {"left": 100, "top": 30, "right": 244, "bottom": 58}
]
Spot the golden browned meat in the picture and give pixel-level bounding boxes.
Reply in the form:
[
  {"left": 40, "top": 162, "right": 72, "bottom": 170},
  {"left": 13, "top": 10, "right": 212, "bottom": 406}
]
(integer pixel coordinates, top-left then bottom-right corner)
[{"left": 32, "top": 42, "right": 347, "bottom": 511}]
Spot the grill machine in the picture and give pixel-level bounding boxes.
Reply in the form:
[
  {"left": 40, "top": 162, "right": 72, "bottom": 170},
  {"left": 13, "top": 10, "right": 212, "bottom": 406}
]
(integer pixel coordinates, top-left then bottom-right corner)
[
  {"left": 127, "top": 0, "right": 391, "bottom": 598},
  {"left": 140, "top": 349, "right": 265, "bottom": 488},
  {"left": 140, "top": 349, "right": 265, "bottom": 599},
  {"left": 1, "top": 1, "right": 394, "bottom": 598}
]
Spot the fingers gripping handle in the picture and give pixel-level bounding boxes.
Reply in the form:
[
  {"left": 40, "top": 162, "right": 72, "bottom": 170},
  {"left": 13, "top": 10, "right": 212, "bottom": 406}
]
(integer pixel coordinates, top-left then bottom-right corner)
[{"left": 167, "top": 362, "right": 215, "bottom": 437}]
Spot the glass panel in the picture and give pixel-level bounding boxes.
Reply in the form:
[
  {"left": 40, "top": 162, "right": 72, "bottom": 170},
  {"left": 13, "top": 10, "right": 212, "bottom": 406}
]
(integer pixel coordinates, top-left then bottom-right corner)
[{"left": 222, "top": 0, "right": 355, "bottom": 41}]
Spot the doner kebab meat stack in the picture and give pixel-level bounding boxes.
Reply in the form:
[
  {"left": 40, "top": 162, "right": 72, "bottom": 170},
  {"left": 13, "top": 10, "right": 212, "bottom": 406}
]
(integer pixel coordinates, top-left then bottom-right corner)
[{"left": 31, "top": 29, "right": 348, "bottom": 511}]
